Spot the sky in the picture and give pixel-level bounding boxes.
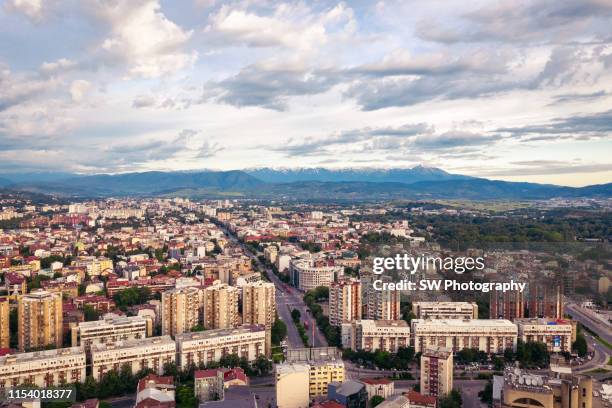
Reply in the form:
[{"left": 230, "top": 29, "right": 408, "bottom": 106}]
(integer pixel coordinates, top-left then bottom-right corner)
[{"left": 0, "top": 0, "right": 611, "bottom": 186}]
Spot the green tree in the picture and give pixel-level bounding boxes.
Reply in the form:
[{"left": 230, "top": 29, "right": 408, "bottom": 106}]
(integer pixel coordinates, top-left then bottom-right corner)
[
  {"left": 291, "top": 309, "right": 301, "bottom": 322},
  {"left": 479, "top": 381, "right": 493, "bottom": 405},
  {"left": 271, "top": 319, "right": 288, "bottom": 345},
  {"left": 440, "top": 389, "right": 462, "bottom": 408},
  {"left": 572, "top": 333, "right": 588, "bottom": 357},
  {"left": 254, "top": 355, "right": 272, "bottom": 375},
  {"left": 219, "top": 353, "right": 241, "bottom": 368},
  {"left": 83, "top": 305, "right": 100, "bottom": 322},
  {"left": 371, "top": 396, "right": 385, "bottom": 407}
]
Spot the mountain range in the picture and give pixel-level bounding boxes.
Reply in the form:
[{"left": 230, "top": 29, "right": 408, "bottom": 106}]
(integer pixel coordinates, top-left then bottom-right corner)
[{"left": 0, "top": 167, "right": 609, "bottom": 201}]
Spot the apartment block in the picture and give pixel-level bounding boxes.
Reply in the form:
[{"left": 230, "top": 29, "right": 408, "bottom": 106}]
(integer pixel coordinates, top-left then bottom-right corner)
[
  {"left": 412, "top": 302, "right": 478, "bottom": 320},
  {"left": 420, "top": 347, "right": 453, "bottom": 399},
  {"left": 242, "top": 281, "right": 276, "bottom": 328},
  {"left": 275, "top": 363, "right": 310, "bottom": 408},
  {"left": 18, "top": 290, "right": 63, "bottom": 351},
  {"left": 363, "top": 276, "right": 400, "bottom": 320},
  {"left": 91, "top": 336, "right": 176, "bottom": 380},
  {"left": 515, "top": 318, "right": 573, "bottom": 352},
  {"left": 411, "top": 319, "right": 518, "bottom": 353},
  {"left": 329, "top": 278, "right": 362, "bottom": 326},
  {"left": 161, "top": 286, "right": 202, "bottom": 337},
  {"left": 0, "top": 347, "right": 86, "bottom": 388},
  {"left": 71, "top": 314, "right": 151, "bottom": 354},
  {"left": 202, "top": 282, "right": 239, "bottom": 329},
  {"left": 0, "top": 297, "right": 9, "bottom": 348},
  {"left": 341, "top": 320, "right": 410, "bottom": 353},
  {"left": 72, "top": 256, "right": 113, "bottom": 276},
  {"left": 175, "top": 324, "right": 267, "bottom": 371},
  {"left": 285, "top": 347, "right": 345, "bottom": 398}
]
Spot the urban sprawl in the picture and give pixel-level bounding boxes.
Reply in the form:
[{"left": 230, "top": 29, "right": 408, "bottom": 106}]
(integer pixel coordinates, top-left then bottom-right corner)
[{"left": 0, "top": 197, "right": 610, "bottom": 408}]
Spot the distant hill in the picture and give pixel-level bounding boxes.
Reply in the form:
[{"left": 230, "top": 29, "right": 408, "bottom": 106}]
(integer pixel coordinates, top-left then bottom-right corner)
[
  {"left": 13, "top": 170, "right": 264, "bottom": 196},
  {"left": 246, "top": 165, "right": 471, "bottom": 184},
  {"left": 0, "top": 168, "right": 610, "bottom": 200}
]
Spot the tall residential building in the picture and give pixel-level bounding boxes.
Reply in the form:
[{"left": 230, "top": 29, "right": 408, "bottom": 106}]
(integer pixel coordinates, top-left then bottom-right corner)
[
  {"left": 341, "top": 320, "right": 410, "bottom": 353},
  {"left": 329, "top": 278, "right": 362, "bottom": 326},
  {"left": 242, "top": 281, "right": 275, "bottom": 353},
  {"left": 0, "top": 347, "right": 86, "bottom": 388},
  {"left": 161, "top": 286, "right": 202, "bottom": 337},
  {"left": 71, "top": 314, "right": 151, "bottom": 354},
  {"left": 242, "top": 281, "right": 276, "bottom": 327},
  {"left": 363, "top": 276, "right": 400, "bottom": 320},
  {"left": 527, "top": 283, "right": 563, "bottom": 319},
  {"left": 0, "top": 297, "right": 9, "bottom": 348},
  {"left": 420, "top": 347, "right": 453, "bottom": 399},
  {"left": 91, "top": 336, "right": 176, "bottom": 381},
  {"left": 411, "top": 319, "right": 517, "bottom": 353},
  {"left": 18, "top": 290, "right": 63, "bottom": 351},
  {"left": 175, "top": 324, "right": 267, "bottom": 370},
  {"left": 275, "top": 363, "right": 310, "bottom": 408},
  {"left": 490, "top": 288, "right": 524, "bottom": 320},
  {"left": 413, "top": 302, "right": 478, "bottom": 320},
  {"left": 202, "top": 282, "right": 239, "bottom": 329}
]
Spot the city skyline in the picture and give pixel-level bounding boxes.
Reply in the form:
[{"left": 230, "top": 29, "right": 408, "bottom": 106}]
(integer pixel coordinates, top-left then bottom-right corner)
[{"left": 1, "top": 0, "right": 612, "bottom": 186}]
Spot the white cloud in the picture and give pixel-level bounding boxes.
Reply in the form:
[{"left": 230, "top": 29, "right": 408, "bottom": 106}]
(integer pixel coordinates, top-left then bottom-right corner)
[
  {"left": 40, "top": 58, "right": 77, "bottom": 74},
  {"left": 70, "top": 79, "right": 92, "bottom": 102},
  {"left": 4, "top": 0, "right": 44, "bottom": 22},
  {"left": 204, "top": 2, "right": 355, "bottom": 50},
  {"left": 90, "top": 0, "right": 197, "bottom": 78}
]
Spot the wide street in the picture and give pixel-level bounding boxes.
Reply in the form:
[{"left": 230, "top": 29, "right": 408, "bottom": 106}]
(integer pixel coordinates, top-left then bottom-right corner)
[{"left": 222, "top": 224, "right": 328, "bottom": 348}]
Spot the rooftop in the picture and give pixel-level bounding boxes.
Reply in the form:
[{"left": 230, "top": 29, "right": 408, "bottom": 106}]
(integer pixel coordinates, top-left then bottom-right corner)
[
  {"left": 176, "top": 325, "right": 265, "bottom": 342},
  {"left": 0, "top": 347, "right": 84, "bottom": 365},
  {"left": 412, "top": 318, "right": 517, "bottom": 328},
  {"left": 90, "top": 335, "right": 174, "bottom": 352}
]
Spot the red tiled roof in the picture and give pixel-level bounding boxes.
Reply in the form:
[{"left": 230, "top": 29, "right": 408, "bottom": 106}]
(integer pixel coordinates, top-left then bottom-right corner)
[
  {"left": 312, "top": 401, "right": 345, "bottom": 408},
  {"left": 194, "top": 369, "right": 220, "bottom": 379},
  {"left": 137, "top": 375, "right": 174, "bottom": 392},
  {"left": 407, "top": 391, "right": 437, "bottom": 407},
  {"left": 223, "top": 368, "right": 248, "bottom": 383}
]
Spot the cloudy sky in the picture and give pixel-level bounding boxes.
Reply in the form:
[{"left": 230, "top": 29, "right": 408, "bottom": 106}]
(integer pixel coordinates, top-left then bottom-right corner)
[{"left": 1, "top": 0, "right": 611, "bottom": 186}]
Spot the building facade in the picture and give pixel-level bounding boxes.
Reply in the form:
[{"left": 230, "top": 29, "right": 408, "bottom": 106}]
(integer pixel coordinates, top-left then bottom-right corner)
[
  {"left": 71, "top": 314, "right": 150, "bottom": 354},
  {"left": 329, "top": 278, "right": 362, "bottom": 326},
  {"left": 363, "top": 276, "right": 400, "bottom": 321},
  {"left": 501, "top": 368, "right": 592, "bottom": 408},
  {"left": 515, "top": 318, "right": 573, "bottom": 353},
  {"left": 0, "top": 347, "right": 86, "bottom": 388},
  {"left": 18, "top": 290, "right": 63, "bottom": 351},
  {"left": 90, "top": 336, "right": 176, "bottom": 380},
  {"left": 341, "top": 320, "right": 410, "bottom": 353},
  {"left": 161, "top": 286, "right": 202, "bottom": 337},
  {"left": 411, "top": 319, "right": 518, "bottom": 353},
  {"left": 412, "top": 302, "right": 478, "bottom": 320},
  {"left": 202, "top": 282, "right": 239, "bottom": 330},
  {"left": 175, "top": 325, "right": 267, "bottom": 370},
  {"left": 420, "top": 347, "right": 453, "bottom": 399},
  {"left": 275, "top": 363, "right": 310, "bottom": 408},
  {"left": 0, "top": 297, "right": 9, "bottom": 348},
  {"left": 290, "top": 259, "right": 343, "bottom": 292}
]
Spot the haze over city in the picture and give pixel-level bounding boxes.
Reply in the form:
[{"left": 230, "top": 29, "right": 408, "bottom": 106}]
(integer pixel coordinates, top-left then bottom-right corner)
[{"left": 1, "top": 0, "right": 611, "bottom": 186}]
